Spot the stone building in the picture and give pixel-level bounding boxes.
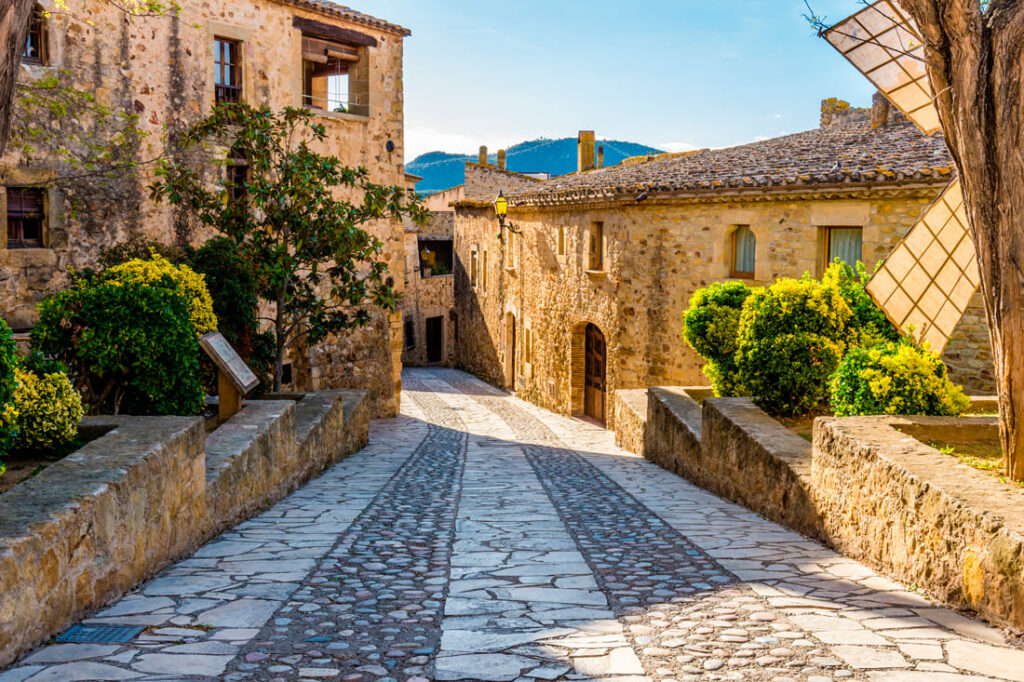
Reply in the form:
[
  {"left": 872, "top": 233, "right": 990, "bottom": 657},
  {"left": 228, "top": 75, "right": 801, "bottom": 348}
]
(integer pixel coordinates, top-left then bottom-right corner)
[
  {"left": 0, "top": 0, "right": 413, "bottom": 416},
  {"left": 451, "top": 98, "right": 994, "bottom": 425}
]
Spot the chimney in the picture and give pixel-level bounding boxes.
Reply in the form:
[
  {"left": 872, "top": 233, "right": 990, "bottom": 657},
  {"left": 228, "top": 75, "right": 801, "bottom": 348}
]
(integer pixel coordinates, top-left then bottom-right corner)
[
  {"left": 597, "top": 144, "right": 605, "bottom": 169},
  {"left": 871, "top": 91, "right": 891, "bottom": 128},
  {"left": 478, "top": 145, "right": 488, "bottom": 165},
  {"left": 577, "top": 130, "right": 596, "bottom": 173},
  {"left": 497, "top": 149, "right": 507, "bottom": 171}
]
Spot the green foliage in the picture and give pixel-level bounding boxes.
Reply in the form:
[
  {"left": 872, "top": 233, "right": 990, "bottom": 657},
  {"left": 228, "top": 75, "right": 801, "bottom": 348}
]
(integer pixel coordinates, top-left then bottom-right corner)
[
  {"left": 12, "top": 368, "right": 83, "bottom": 452},
  {"left": 104, "top": 254, "right": 218, "bottom": 336},
  {"left": 0, "top": 322, "right": 20, "bottom": 471},
  {"left": 821, "top": 260, "right": 898, "bottom": 346},
  {"left": 429, "top": 260, "right": 451, "bottom": 276},
  {"left": 151, "top": 103, "right": 428, "bottom": 389},
  {"left": 735, "top": 277, "right": 853, "bottom": 416},
  {"left": 184, "top": 237, "right": 258, "bottom": 353},
  {"left": 31, "top": 272, "right": 206, "bottom": 416},
  {"left": 682, "top": 281, "right": 753, "bottom": 396},
  {"left": 831, "top": 339, "right": 971, "bottom": 417},
  {"left": 98, "top": 236, "right": 184, "bottom": 268}
]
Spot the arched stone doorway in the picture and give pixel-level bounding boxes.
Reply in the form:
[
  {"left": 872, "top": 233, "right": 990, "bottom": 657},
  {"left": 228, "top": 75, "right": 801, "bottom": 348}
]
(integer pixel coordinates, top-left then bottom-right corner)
[{"left": 570, "top": 321, "right": 607, "bottom": 423}]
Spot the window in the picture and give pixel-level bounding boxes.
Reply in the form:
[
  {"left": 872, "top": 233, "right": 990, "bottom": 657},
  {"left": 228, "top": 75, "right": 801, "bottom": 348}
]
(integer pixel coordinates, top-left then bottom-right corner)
[
  {"left": 404, "top": 319, "right": 415, "bottom": 350},
  {"left": 557, "top": 226, "right": 566, "bottom": 256},
  {"left": 226, "top": 148, "right": 248, "bottom": 209},
  {"left": 505, "top": 231, "right": 516, "bottom": 269},
  {"left": 6, "top": 187, "right": 45, "bottom": 249},
  {"left": 588, "top": 221, "right": 604, "bottom": 271},
  {"left": 22, "top": 6, "right": 46, "bottom": 65},
  {"left": 524, "top": 326, "right": 533, "bottom": 365},
  {"left": 731, "top": 226, "right": 756, "bottom": 279},
  {"left": 470, "top": 247, "right": 479, "bottom": 287},
  {"left": 214, "top": 38, "right": 242, "bottom": 104},
  {"left": 302, "top": 36, "right": 364, "bottom": 114},
  {"left": 482, "top": 250, "right": 488, "bottom": 291},
  {"left": 825, "top": 227, "right": 863, "bottom": 270},
  {"left": 419, "top": 238, "right": 453, "bottom": 277}
]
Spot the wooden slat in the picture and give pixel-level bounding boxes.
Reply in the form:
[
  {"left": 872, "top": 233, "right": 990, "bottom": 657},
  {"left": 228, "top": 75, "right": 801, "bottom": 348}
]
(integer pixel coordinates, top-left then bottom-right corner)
[{"left": 293, "top": 16, "right": 377, "bottom": 47}]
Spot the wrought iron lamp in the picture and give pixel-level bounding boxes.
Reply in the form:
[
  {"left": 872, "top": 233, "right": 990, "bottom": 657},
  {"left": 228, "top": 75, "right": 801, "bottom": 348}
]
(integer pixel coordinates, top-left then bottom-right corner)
[{"left": 494, "top": 191, "right": 522, "bottom": 241}]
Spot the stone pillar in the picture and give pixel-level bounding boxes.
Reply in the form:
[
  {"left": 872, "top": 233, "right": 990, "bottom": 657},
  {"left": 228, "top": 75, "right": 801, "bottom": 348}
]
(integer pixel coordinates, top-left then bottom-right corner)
[
  {"left": 872, "top": 91, "right": 891, "bottom": 128},
  {"left": 478, "top": 145, "right": 488, "bottom": 165},
  {"left": 497, "top": 149, "right": 507, "bottom": 171},
  {"left": 578, "top": 131, "right": 596, "bottom": 173}
]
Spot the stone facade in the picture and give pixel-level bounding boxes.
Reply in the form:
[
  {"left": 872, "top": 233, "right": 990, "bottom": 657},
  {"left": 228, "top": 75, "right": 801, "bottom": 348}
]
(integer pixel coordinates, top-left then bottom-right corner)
[
  {"left": 1, "top": 0, "right": 412, "bottom": 416},
  {"left": 401, "top": 212, "right": 455, "bottom": 367},
  {"left": 0, "top": 390, "right": 369, "bottom": 666},
  {"left": 452, "top": 102, "right": 995, "bottom": 424}
]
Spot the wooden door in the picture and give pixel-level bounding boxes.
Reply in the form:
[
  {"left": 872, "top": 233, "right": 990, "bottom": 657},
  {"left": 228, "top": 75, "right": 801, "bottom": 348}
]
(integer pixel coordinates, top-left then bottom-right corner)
[
  {"left": 505, "top": 314, "right": 517, "bottom": 388},
  {"left": 584, "top": 323, "right": 606, "bottom": 423}
]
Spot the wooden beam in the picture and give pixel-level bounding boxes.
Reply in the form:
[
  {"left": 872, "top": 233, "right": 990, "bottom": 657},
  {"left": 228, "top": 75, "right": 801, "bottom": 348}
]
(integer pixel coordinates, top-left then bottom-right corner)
[{"left": 293, "top": 16, "right": 377, "bottom": 47}]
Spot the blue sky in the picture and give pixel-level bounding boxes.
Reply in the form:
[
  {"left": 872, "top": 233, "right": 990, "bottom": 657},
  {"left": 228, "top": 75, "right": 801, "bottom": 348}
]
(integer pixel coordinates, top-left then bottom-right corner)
[{"left": 352, "top": 1, "right": 875, "bottom": 160}]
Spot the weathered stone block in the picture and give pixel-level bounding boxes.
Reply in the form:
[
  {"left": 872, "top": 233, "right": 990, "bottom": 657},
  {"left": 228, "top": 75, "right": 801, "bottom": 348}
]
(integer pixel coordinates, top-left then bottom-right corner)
[{"left": 611, "top": 389, "right": 648, "bottom": 454}]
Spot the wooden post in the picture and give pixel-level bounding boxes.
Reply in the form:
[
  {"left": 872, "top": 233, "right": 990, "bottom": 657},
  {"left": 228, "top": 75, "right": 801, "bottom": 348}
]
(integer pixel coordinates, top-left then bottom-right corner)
[
  {"left": 218, "top": 370, "right": 243, "bottom": 422},
  {"left": 200, "top": 332, "right": 261, "bottom": 424}
]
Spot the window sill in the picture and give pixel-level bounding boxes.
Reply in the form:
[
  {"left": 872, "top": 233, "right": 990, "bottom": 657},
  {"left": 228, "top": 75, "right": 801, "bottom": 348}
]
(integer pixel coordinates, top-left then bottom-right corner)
[
  {"left": 585, "top": 269, "right": 607, "bottom": 278},
  {"left": 308, "top": 109, "right": 370, "bottom": 124},
  {"left": 421, "top": 273, "right": 454, "bottom": 280},
  {"left": 504, "top": 266, "right": 517, "bottom": 274}
]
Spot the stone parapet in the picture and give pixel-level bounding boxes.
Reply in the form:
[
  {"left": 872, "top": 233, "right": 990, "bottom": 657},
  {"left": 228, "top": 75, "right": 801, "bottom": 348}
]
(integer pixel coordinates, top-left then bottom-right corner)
[
  {"left": 643, "top": 387, "right": 706, "bottom": 474},
  {"left": 813, "top": 416, "right": 1024, "bottom": 630},
  {"left": 0, "top": 416, "right": 206, "bottom": 666},
  {"left": 610, "top": 389, "right": 647, "bottom": 454},
  {"left": 0, "top": 390, "right": 369, "bottom": 667}
]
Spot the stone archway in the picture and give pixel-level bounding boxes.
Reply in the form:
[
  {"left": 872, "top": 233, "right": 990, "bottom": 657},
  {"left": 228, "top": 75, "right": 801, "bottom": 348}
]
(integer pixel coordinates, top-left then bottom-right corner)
[{"left": 570, "top": 321, "right": 607, "bottom": 422}]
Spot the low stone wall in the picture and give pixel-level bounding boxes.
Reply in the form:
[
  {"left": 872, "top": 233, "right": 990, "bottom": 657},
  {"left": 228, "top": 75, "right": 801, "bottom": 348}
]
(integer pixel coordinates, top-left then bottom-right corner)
[
  {"left": 645, "top": 387, "right": 705, "bottom": 477},
  {"left": 814, "top": 416, "right": 1024, "bottom": 630},
  {"left": 611, "top": 389, "right": 648, "bottom": 454},
  {"left": 0, "top": 417, "right": 205, "bottom": 665},
  {"left": 701, "top": 399, "right": 824, "bottom": 540},
  {"left": 0, "top": 390, "right": 370, "bottom": 667}
]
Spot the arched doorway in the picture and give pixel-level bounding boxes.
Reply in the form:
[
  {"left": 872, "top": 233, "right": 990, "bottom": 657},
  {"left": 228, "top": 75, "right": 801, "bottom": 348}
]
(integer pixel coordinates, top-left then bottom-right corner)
[
  {"left": 584, "top": 323, "right": 607, "bottom": 423},
  {"left": 504, "top": 312, "right": 517, "bottom": 389}
]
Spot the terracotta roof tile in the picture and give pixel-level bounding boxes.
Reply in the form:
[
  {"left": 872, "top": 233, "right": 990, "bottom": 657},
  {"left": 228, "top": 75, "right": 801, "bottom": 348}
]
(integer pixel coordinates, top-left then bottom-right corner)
[
  {"left": 274, "top": 0, "right": 411, "bottom": 36},
  {"left": 509, "top": 120, "right": 954, "bottom": 205}
]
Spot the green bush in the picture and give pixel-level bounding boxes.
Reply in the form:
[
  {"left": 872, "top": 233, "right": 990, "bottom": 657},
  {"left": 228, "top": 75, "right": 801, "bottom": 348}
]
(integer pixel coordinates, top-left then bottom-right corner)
[
  {"left": 830, "top": 340, "right": 971, "bottom": 417},
  {"left": 184, "top": 237, "right": 258, "bottom": 355},
  {"left": 32, "top": 272, "right": 206, "bottom": 416},
  {"left": 822, "top": 260, "right": 899, "bottom": 346},
  {"left": 104, "top": 254, "right": 218, "bottom": 336},
  {"left": 12, "top": 367, "right": 83, "bottom": 452},
  {"left": 98, "top": 236, "right": 184, "bottom": 268},
  {"left": 0, "top": 321, "right": 20, "bottom": 469},
  {"left": 682, "top": 281, "right": 753, "bottom": 396},
  {"left": 735, "top": 277, "right": 853, "bottom": 416}
]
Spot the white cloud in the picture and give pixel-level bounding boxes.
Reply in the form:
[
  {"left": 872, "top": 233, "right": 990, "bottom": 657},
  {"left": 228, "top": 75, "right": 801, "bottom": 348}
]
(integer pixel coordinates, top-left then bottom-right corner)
[
  {"left": 658, "top": 141, "right": 701, "bottom": 154},
  {"left": 772, "top": 113, "right": 783, "bottom": 119},
  {"left": 403, "top": 121, "right": 526, "bottom": 163}
]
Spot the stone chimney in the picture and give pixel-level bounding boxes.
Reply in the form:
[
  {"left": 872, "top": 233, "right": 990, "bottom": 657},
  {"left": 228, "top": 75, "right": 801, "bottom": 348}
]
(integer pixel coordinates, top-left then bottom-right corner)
[
  {"left": 597, "top": 144, "right": 605, "bottom": 169},
  {"left": 478, "top": 145, "right": 488, "bottom": 165},
  {"left": 497, "top": 149, "right": 507, "bottom": 171},
  {"left": 871, "top": 91, "right": 891, "bottom": 128},
  {"left": 578, "top": 131, "right": 596, "bottom": 173}
]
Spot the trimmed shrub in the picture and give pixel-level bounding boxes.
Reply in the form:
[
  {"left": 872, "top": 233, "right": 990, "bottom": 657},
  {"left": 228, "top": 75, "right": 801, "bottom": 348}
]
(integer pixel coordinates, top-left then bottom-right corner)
[
  {"left": 0, "top": 321, "right": 19, "bottom": 467},
  {"left": 831, "top": 340, "right": 971, "bottom": 417},
  {"left": 682, "top": 281, "right": 753, "bottom": 396},
  {"left": 822, "top": 260, "right": 899, "bottom": 346},
  {"left": 105, "top": 254, "right": 218, "bottom": 336},
  {"left": 12, "top": 367, "right": 83, "bottom": 452},
  {"left": 184, "top": 237, "right": 258, "bottom": 355},
  {"left": 32, "top": 272, "right": 206, "bottom": 416},
  {"left": 735, "top": 277, "right": 853, "bottom": 416},
  {"left": 98, "top": 236, "right": 184, "bottom": 268}
]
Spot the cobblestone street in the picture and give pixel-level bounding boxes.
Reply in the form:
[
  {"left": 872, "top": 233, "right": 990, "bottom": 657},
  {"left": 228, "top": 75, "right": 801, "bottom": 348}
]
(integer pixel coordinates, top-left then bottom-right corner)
[{"left": 3, "top": 368, "right": 1023, "bottom": 682}]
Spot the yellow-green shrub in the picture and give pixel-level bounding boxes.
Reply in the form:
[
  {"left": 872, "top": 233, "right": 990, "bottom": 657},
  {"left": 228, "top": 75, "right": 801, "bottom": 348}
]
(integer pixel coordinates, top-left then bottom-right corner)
[
  {"left": 830, "top": 340, "right": 971, "bottom": 417},
  {"left": 105, "top": 254, "right": 217, "bottom": 335},
  {"left": 12, "top": 368, "right": 83, "bottom": 452},
  {"left": 682, "top": 281, "right": 753, "bottom": 396}
]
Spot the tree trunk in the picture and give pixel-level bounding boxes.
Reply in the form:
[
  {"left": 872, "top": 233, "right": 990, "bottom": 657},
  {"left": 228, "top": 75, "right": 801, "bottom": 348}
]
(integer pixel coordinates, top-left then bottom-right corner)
[
  {"left": 900, "top": 0, "right": 1024, "bottom": 480},
  {"left": 274, "top": 290, "right": 286, "bottom": 392},
  {"left": 0, "top": 0, "right": 34, "bottom": 156}
]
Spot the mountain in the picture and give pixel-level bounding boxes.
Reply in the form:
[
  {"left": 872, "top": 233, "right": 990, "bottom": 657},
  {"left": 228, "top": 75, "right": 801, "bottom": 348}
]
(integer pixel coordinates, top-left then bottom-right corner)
[{"left": 407, "top": 138, "right": 665, "bottom": 195}]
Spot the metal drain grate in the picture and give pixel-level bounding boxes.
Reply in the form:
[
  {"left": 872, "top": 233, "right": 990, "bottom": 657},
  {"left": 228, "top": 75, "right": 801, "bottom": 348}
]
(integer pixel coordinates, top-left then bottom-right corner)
[{"left": 56, "top": 624, "right": 145, "bottom": 643}]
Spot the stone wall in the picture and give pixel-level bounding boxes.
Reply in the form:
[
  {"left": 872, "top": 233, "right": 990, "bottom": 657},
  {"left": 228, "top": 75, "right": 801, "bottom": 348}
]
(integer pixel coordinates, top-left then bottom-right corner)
[
  {"left": 610, "top": 389, "right": 647, "bottom": 453},
  {"left": 644, "top": 387, "right": 707, "bottom": 477},
  {"left": 0, "top": 390, "right": 369, "bottom": 666},
  {"left": 402, "top": 214, "right": 455, "bottom": 367},
  {"left": 1, "top": 0, "right": 410, "bottom": 416},
  {"left": 814, "top": 416, "right": 1024, "bottom": 631},
  {"left": 453, "top": 185, "right": 993, "bottom": 423},
  {"left": 463, "top": 162, "right": 543, "bottom": 201}
]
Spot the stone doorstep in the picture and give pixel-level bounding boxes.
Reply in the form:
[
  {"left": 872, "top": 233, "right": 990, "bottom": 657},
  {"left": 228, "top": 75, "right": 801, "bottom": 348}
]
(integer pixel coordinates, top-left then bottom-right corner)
[{"left": 0, "top": 390, "right": 370, "bottom": 669}]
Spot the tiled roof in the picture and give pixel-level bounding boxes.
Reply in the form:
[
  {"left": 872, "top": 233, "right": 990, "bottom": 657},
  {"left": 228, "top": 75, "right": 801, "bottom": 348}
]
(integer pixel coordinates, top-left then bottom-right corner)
[
  {"left": 274, "top": 0, "right": 411, "bottom": 36},
  {"left": 509, "top": 120, "right": 955, "bottom": 206}
]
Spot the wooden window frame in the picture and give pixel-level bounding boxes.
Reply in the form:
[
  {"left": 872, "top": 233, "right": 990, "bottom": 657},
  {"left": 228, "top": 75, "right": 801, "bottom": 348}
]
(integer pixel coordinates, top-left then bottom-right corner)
[
  {"left": 822, "top": 226, "right": 864, "bottom": 272},
  {"left": 6, "top": 187, "right": 46, "bottom": 249},
  {"left": 588, "top": 221, "right": 604, "bottom": 271},
  {"left": 730, "top": 225, "right": 755, "bottom": 279},
  {"left": 22, "top": 6, "right": 47, "bottom": 65},
  {"left": 214, "top": 37, "right": 243, "bottom": 105},
  {"left": 557, "top": 226, "right": 566, "bottom": 257}
]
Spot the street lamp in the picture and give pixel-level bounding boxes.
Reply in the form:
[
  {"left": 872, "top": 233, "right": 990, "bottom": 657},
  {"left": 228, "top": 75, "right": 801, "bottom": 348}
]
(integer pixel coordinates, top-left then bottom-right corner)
[{"left": 494, "top": 191, "right": 522, "bottom": 241}]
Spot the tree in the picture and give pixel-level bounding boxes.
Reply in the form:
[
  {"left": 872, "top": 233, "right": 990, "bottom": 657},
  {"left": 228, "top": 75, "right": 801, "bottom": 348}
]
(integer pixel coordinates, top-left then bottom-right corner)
[
  {"left": 151, "top": 104, "right": 427, "bottom": 390},
  {"left": 813, "top": 0, "right": 1024, "bottom": 480},
  {"left": 0, "top": 0, "right": 35, "bottom": 155}
]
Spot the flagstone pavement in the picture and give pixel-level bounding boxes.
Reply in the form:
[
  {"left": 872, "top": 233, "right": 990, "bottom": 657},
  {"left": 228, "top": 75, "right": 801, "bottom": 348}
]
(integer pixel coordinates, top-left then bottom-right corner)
[{"left": 2, "top": 368, "right": 1023, "bottom": 682}]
